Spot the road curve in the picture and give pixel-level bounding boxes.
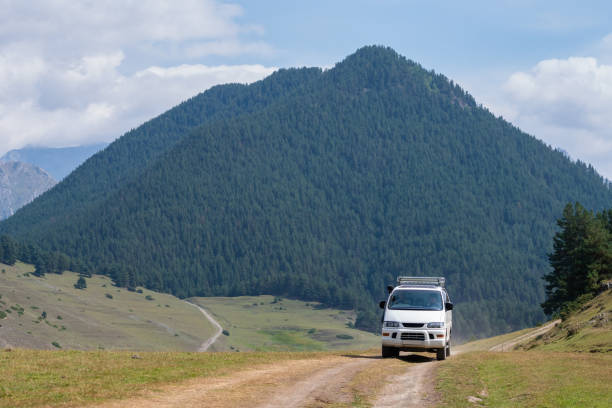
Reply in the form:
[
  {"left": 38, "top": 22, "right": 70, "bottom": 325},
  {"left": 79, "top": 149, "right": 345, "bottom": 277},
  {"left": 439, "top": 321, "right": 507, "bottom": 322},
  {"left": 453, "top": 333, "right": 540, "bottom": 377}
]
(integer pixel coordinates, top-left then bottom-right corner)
[
  {"left": 185, "top": 301, "right": 223, "bottom": 352},
  {"left": 488, "top": 319, "right": 561, "bottom": 352}
]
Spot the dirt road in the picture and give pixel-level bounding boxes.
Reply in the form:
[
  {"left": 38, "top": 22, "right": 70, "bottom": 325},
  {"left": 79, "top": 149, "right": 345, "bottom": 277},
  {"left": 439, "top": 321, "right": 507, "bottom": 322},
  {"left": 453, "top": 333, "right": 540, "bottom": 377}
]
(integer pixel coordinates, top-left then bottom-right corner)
[
  {"left": 488, "top": 320, "right": 561, "bottom": 352},
  {"left": 93, "top": 322, "right": 563, "bottom": 407},
  {"left": 94, "top": 355, "right": 384, "bottom": 408},
  {"left": 92, "top": 352, "right": 437, "bottom": 408},
  {"left": 373, "top": 354, "right": 439, "bottom": 408},
  {"left": 185, "top": 301, "right": 223, "bottom": 352}
]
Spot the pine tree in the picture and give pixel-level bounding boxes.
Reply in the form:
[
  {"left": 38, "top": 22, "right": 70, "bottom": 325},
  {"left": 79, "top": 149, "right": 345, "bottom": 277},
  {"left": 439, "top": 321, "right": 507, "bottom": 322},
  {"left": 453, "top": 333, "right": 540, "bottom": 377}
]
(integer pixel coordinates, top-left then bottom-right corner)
[{"left": 542, "top": 202, "right": 612, "bottom": 316}]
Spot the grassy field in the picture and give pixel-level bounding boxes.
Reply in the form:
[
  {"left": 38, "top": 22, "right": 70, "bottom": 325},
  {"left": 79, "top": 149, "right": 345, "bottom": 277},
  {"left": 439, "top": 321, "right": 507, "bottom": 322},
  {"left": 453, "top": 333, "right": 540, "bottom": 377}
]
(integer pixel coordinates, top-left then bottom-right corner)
[
  {"left": 437, "top": 352, "right": 612, "bottom": 407},
  {"left": 0, "top": 348, "right": 333, "bottom": 408},
  {"left": 438, "top": 290, "right": 612, "bottom": 407},
  {"left": 191, "top": 295, "right": 380, "bottom": 351},
  {"left": 0, "top": 262, "right": 379, "bottom": 352},
  {"left": 0, "top": 262, "right": 216, "bottom": 351}
]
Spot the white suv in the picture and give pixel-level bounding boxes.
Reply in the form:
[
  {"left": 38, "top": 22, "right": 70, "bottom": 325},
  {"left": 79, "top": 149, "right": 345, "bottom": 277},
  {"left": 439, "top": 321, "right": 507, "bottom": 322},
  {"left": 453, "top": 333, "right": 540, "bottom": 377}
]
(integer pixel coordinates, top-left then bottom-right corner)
[{"left": 379, "top": 277, "right": 453, "bottom": 360}]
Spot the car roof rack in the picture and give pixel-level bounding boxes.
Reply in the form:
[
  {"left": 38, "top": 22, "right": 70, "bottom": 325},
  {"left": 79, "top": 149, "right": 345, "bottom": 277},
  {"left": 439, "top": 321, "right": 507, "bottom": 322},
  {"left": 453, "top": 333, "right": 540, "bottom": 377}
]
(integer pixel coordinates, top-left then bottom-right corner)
[{"left": 397, "top": 276, "right": 445, "bottom": 288}]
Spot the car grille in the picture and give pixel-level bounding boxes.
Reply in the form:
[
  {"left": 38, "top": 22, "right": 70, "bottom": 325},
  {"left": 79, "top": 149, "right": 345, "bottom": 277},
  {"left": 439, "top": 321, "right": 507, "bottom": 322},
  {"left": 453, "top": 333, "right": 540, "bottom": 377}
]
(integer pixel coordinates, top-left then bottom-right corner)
[
  {"left": 400, "top": 332, "right": 425, "bottom": 341},
  {"left": 402, "top": 323, "right": 424, "bottom": 328}
]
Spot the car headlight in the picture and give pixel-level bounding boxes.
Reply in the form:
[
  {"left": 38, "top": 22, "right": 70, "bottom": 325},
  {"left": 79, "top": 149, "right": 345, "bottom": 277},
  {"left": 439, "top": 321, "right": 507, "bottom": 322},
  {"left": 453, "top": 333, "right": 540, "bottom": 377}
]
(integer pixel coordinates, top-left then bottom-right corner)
[
  {"left": 384, "top": 321, "right": 400, "bottom": 328},
  {"left": 427, "top": 322, "right": 445, "bottom": 328}
]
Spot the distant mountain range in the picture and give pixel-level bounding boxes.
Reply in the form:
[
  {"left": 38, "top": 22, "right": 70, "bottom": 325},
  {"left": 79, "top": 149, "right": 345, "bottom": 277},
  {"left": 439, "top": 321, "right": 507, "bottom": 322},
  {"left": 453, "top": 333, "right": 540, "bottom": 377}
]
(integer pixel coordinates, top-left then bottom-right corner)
[
  {"left": 1, "top": 144, "right": 107, "bottom": 181},
  {"left": 0, "top": 161, "right": 56, "bottom": 220},
  {"left": 2, "top": 46, "right": 611, "bottom": 340}
]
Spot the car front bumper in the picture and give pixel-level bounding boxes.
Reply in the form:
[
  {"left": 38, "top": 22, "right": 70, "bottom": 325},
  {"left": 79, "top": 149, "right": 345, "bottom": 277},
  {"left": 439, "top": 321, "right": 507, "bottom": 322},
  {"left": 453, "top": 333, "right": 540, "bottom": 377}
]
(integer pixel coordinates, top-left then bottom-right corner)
[{"left": 381, "top": 328, "right": 447, "bottom": 350}]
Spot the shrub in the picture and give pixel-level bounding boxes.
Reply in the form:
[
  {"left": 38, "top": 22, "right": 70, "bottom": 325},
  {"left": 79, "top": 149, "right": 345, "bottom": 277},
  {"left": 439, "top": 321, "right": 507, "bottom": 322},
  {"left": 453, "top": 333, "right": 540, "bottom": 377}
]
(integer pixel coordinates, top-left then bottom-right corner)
[
  {"left": 105, "top": 293, "right": 113, "bottom": 299},
  {"left": 0, "top": 310, "right": 6, "bottom": 319},
  {"left": 51, "top": 341, "right": 61, "bottom": 349},
  {"left": 308, "top": 328, "right": 316, "bottom": 334},
  {"left": 145, "top": 295, "right": 154, "bottom": 301},
  {"left": 74, "top": 276, "right": 87, "bottom": 290},
  {"left": 336, "top": 334, "right": 354, "bottom": 340},
  {"left": 222, "top": 329, "right": 230, "bottom": 336}
]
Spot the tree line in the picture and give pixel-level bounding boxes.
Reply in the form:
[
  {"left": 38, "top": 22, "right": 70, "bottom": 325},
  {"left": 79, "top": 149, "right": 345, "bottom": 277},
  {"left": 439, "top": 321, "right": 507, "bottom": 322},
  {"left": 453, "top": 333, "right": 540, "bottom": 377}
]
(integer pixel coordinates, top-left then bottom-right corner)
[{"left": 0, "top": 234, "right": 89, "bottom": 278}]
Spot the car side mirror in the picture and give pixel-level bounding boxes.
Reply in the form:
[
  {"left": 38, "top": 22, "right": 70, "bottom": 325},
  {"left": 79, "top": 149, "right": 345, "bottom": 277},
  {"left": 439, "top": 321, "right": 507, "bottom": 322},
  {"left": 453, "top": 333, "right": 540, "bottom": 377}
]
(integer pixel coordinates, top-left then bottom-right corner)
[
  {"left": 445, "top": 302, "right": 453, "bottom": 311},
  {"left": 379, "top": 300, "right": 386, "bottom": 309},
  {"left": 387, "top": 285, "right": 394, "bottom": 294}
]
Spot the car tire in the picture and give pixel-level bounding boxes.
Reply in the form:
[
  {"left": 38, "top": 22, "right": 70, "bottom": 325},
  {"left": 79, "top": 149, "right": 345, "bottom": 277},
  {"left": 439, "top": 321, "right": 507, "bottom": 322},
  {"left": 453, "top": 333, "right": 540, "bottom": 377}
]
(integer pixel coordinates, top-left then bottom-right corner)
[
  {"left": 436, "top": 348, "right": 446, "bottom": 361},
  {"left": 446, "top": 341, "right": 451, "bottom": 357},
  {"left": 382, "top": 346, "right": 399, "bottom": 358}
]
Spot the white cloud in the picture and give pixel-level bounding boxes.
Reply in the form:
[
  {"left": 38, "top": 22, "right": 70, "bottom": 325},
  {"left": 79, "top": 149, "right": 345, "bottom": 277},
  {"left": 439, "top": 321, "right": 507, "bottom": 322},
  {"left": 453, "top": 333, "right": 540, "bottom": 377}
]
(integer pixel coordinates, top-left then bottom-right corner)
[
  {"left": 0, "top": 53, "right": 275, "bottom": 153},
  {"left": 500, "top": 55, "right": 612, "bottom": 180},
  {"left": 185, "top": 40, "right": 276, "bottom": 58},
  {"left": 0, "top": 0, "right": 276, "bottom": 155},
  {"left": 0, "top": 0, "right": 253, "bottom": 56}
]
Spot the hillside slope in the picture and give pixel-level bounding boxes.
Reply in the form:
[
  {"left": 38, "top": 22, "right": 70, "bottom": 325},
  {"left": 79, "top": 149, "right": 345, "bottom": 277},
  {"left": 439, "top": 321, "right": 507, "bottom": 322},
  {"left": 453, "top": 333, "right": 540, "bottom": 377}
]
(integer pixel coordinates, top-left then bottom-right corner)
[
  {"left": 518, "top": 288, "right": 612, "bottom": 353},
  {"left": 0, "top": 262, "right": 216, "bottom": 350},
  {"left": 0, "top": 261, "right": 378, "bottom": 352},
  {"left": 2, "top": 46, "right": 612, "bottom": 340}
]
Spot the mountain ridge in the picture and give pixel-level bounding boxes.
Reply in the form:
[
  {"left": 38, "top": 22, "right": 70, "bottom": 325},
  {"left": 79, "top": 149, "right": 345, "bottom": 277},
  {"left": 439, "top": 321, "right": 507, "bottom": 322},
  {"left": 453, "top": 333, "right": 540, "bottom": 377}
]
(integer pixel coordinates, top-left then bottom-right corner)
[
  {"left": 2, "top": 46, "right": 611, "bottom": 340},
  {"left": 1, "top": 144, "right": 107, "bottom": 181},
  {"left": 0, "top": 161, "right": 56, "bottom": 220}
]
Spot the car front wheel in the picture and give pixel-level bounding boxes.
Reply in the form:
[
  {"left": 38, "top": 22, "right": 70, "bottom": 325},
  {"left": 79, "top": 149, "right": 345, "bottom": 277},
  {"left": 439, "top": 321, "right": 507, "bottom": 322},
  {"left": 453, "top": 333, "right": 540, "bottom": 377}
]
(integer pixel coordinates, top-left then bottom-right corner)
[{"left": 382, "top": 345, "right": 399, "bottom": 358}]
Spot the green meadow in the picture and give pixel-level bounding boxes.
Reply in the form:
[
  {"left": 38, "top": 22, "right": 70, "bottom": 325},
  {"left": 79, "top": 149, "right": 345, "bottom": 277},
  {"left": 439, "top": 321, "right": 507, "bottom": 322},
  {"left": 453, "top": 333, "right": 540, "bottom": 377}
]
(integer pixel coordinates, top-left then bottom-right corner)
[{"left": 191, "top": 295, "right": 380, "bottom": 351}]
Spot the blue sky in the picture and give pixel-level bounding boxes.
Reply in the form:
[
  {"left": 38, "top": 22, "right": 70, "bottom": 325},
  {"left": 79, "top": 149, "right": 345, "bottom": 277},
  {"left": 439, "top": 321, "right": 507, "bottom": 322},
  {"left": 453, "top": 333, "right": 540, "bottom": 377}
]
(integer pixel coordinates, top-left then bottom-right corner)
[{"left": 2, "top": 1, "right": 612, "bottom": 178}]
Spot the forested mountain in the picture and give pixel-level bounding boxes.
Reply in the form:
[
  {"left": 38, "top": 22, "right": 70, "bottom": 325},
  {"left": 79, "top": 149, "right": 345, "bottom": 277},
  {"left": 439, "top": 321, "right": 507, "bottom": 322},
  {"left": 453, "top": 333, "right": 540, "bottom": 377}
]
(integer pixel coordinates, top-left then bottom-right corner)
[
  {"left": 0, "top": 162, "right": 56, "bottom": 220},
  {"left": 2, "top": 46, "right": 611, "bottom": 340},
  {"left": 1, "top": 144, "right": 107, "bottom": 180},
  {"left": 0, "top": 67, "right": 321, "bottom": 238}
]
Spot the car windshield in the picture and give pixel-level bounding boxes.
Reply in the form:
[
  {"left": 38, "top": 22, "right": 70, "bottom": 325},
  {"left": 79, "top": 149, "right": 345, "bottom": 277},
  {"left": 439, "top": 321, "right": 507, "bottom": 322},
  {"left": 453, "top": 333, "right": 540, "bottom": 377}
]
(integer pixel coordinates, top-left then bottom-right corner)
[{"left": 388, "top": 290, "right": 443, "bottom": 310}]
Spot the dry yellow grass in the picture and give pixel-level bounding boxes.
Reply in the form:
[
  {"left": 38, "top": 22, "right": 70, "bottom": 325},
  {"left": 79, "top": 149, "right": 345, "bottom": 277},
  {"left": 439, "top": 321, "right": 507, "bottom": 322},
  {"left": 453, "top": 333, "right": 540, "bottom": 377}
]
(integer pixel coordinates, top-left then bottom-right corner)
[
  {"left": 0, "top": 262, "right": 215, "bottom": 351},
  {"left": 0, "top": 348, "right": 331, "bottom": 407}
]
